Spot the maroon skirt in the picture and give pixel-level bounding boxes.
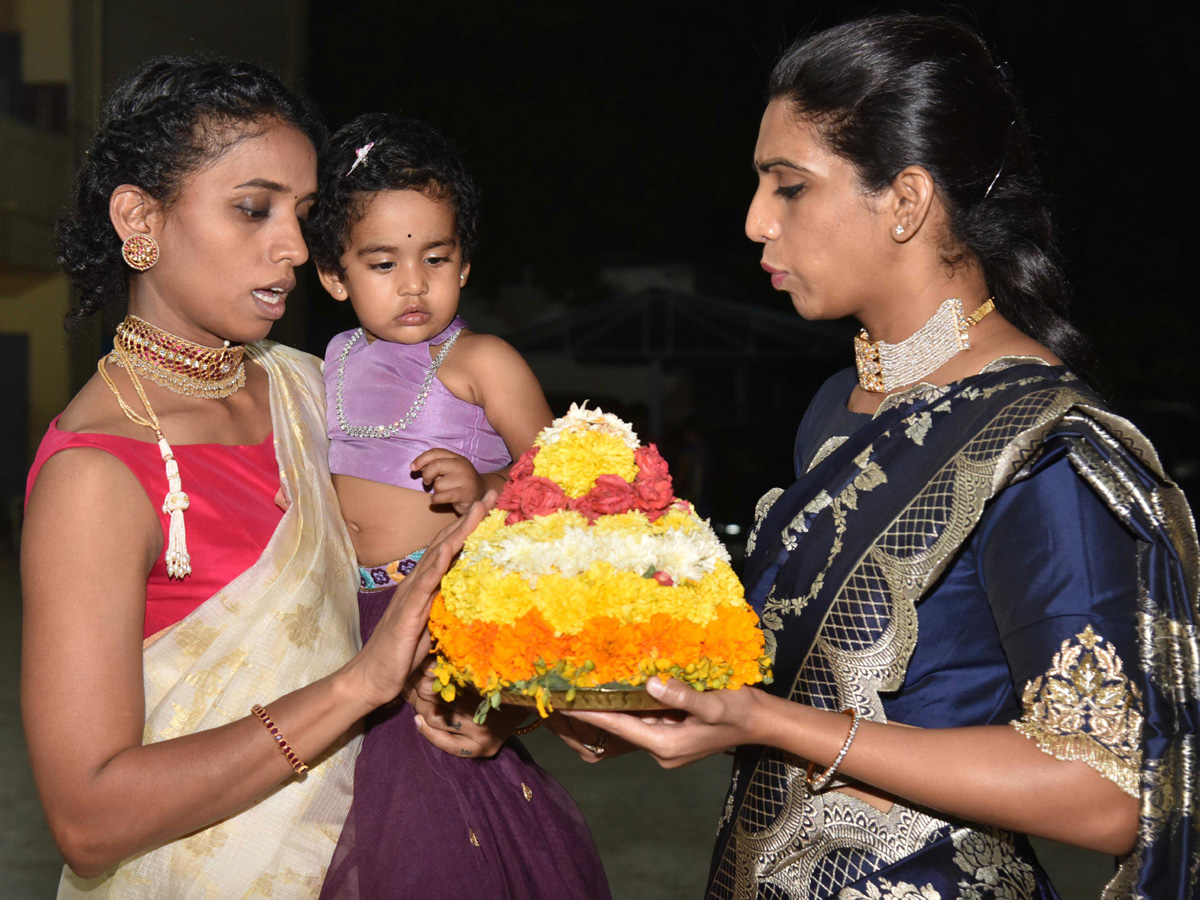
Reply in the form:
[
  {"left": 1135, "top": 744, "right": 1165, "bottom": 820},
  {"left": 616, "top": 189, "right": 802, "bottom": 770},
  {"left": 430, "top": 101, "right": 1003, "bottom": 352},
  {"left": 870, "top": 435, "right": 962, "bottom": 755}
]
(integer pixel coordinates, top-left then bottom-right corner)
[{"left": 319, "top": 582, "right": 611, "bottom": 900}]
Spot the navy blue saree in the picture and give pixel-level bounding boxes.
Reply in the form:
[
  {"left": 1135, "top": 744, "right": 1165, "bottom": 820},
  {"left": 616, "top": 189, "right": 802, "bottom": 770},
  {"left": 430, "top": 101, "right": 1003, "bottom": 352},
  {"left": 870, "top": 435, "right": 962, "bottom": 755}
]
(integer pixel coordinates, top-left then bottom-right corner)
[{"left": 707, "top": 361, "right": 1199, "bottom": 900}]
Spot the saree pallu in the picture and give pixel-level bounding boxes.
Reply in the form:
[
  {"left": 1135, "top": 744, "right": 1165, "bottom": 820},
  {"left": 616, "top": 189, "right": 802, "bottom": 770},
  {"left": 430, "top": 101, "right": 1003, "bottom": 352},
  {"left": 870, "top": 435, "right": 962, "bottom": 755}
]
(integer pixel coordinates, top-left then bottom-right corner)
[
  {"left": 60, "top": 342, "right": 362, "bottom": 899},
  {"left": 708, "top": 363, "right": 1199, "bottom": 900}
]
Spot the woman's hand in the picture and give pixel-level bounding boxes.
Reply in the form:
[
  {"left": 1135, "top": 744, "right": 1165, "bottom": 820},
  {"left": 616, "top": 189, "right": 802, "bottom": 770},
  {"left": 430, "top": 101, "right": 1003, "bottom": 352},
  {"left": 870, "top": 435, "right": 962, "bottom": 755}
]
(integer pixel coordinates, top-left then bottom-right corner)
[
  {"left": 563, "top": 677, "right": 765, "bottom": 768},
  {"left": 411, "top": 448, "right": 488, "bottom": 514},
  {"left": 405, "top": 661, "right": 528, "bottom": 758},
  {"left": 545, "top": 713, "right": 636, "bottom": 763},
  {"left": 346, "top": 496, "right": 493, "bottom": 709}
]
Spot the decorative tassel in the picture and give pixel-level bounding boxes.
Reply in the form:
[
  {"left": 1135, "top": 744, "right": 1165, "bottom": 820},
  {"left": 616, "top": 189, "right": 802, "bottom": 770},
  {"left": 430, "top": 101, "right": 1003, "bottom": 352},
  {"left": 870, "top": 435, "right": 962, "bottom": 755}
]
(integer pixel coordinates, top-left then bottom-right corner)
[{"left": 158, "top": 437, "right": 192, "bottom": 579}]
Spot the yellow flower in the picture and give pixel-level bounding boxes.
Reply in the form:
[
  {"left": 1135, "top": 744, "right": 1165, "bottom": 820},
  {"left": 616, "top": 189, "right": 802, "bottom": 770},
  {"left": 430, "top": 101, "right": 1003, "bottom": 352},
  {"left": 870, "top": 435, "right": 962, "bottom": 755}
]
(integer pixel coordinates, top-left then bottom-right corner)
[{"left": 533, "top": 430, "right": 637, "bottom": 497}]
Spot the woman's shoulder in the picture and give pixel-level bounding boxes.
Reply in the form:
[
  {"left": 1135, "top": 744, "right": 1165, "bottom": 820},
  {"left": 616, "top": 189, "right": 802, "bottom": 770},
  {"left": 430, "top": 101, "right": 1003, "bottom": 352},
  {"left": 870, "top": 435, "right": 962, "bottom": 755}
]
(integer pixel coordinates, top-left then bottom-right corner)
[
  {"left": 798, "top": 367, "right": 859, "bottom": 434},
  {"left": 56, "top": 371, "right": 153, "bottom": 440},
  {"left": 811, "top": 367, "right": 858, "bottom": 410},
  {"left": 250, "top": 339, "right": 324, "bottom": 381},
  {"left": 25, "top": 381, "right": 159, "bottom": 517}
]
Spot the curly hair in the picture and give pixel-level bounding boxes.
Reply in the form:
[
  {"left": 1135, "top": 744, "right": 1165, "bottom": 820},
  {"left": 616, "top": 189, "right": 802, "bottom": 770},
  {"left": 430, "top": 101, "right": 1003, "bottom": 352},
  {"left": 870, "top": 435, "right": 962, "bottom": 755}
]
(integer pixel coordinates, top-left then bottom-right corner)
[
  {"left": 56, "top": 56, "right": 326, "bottom": 330},
  {"left": 769, "top": 15, "right": 1093, "bottom": 374},
  {"left": 307, "top": 113, "right": 480, "bottom": 277}
]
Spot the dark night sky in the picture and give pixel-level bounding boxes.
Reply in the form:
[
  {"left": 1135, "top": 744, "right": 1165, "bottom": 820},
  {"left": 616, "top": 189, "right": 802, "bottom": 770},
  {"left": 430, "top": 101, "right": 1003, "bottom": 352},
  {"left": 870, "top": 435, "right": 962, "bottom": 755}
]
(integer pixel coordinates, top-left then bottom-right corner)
[{"left": 305, "top": 1, "right": 1198, "bottom": 403}]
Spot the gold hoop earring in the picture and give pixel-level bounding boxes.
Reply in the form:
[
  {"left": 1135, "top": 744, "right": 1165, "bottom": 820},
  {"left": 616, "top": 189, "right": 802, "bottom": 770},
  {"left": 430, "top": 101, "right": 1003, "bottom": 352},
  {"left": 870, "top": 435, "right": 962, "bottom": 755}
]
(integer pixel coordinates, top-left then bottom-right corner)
[{"left": 122, "top": 233, "right": 160, "bottom": 272}]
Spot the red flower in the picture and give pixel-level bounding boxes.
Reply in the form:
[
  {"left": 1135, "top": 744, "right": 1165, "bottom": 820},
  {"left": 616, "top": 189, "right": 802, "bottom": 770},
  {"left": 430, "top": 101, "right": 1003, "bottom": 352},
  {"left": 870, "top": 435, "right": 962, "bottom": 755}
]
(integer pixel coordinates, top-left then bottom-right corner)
[
  {"left": 652, "top": 571, "right": 674, "bottom": 587},
  {"left": 633, "top": 443, "right": 674, "bottom": 521},
  {"left": 509, "top": 445, "right": 539, "bottom": 482},
  {"left": 498, "top": 447, "right": 541, "bottom": 512},
  {"left": 572, "top": 474, "right": 636, "bottom": 522},
  {"left": 515, "top": 476, "right": 568, "bottom": 518},
  {"left": 634, "top": 477, "right": 674, "bottom": 519},
  {"left": 635, "top": 444, "right": 671, "bottom": 483},
  {"left": 497, "top": 479, "right": 523, "bottom": 511}
]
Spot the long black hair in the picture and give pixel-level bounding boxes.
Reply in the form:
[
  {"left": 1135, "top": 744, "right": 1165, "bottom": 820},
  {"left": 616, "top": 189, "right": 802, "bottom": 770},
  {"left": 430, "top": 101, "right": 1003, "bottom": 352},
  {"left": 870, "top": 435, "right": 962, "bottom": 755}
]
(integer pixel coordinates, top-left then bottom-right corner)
[
  {"left": 56, "top": 56, "right": 325, "bottom": 330},
  {"left": 769, "top": 15, "right": 1093, "bottom": 373},
  {"left": 307, "top": 113, "right": 480, "bottom": 277}
]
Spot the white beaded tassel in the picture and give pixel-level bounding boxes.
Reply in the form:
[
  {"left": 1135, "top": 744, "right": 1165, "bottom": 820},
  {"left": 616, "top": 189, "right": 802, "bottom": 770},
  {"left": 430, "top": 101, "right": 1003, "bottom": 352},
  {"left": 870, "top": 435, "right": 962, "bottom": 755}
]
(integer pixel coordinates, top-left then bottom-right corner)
[{"left": 157, "top": 436, "right": 192, "bottom": 579}]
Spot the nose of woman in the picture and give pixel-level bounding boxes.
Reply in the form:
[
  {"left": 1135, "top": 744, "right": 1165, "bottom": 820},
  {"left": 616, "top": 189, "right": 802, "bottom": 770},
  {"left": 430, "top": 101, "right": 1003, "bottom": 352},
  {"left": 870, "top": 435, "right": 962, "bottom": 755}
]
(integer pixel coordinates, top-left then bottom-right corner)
[
  {"left": 270, "top": 211, "right": 309, "bottom": 267},
  {"left": 745, "top": 187, "right": 780, "bottom": 243}
]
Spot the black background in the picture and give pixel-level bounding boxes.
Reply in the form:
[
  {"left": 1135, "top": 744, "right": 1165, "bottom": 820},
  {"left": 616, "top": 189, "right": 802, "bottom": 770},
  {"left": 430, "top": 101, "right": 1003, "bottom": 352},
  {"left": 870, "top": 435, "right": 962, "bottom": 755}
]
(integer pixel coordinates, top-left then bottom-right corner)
[{"left": 305, "top": 0, "right": 1200, "bottom": 513}]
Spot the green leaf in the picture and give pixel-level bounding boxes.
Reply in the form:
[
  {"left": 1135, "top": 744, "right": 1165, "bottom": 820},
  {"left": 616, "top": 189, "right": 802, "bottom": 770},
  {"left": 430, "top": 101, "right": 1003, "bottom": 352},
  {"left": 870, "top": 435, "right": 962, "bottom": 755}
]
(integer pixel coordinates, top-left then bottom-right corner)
[{"left": 474, "top": 696, "right": 492, "bottom": 724}]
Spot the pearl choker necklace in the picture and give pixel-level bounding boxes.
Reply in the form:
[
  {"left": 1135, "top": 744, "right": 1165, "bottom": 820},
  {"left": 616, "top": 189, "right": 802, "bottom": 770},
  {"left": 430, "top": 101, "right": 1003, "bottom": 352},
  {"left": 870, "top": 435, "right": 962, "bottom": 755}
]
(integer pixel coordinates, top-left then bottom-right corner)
[
  {"left": 854, "top": 298, "right": 995, "bottom": 393},
  {"left": 109, "top": 315, "right": 246, "bottom": 399}
]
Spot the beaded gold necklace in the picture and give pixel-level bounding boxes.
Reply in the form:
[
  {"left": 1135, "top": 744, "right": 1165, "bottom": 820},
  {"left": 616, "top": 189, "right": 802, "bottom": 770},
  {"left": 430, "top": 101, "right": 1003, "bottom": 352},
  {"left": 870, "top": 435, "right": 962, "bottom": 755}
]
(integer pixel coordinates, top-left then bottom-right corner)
[
  {"left": 109, "top": 314, "right": 246, "bottom": 399},
  {"left": 855, "top": 298, "right": 995, "bottom": 393},
  {"left": 97, "top": 339, "right": 193, "bottom": 579}
]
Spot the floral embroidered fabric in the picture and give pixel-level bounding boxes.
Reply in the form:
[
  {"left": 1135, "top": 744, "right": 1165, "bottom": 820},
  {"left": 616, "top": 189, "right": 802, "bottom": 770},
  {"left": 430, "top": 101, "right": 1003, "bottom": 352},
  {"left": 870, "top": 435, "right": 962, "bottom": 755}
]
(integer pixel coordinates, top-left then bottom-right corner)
[{"left": 1012, "top": 624, "right": 1143, "bottom": 796}]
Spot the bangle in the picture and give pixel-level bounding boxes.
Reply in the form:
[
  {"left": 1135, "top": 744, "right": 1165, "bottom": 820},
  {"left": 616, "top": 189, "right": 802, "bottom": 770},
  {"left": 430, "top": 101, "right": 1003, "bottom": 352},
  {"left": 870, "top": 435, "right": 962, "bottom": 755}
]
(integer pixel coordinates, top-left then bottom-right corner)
[
  {"left": 513, "top": 717, "right": 542, "bottom": 736},
  {"left": 251, "top": 704, "right": 309, "bottom": 774},
  {"left": 805, "top": 708, "right": 860, "bottom": 791}
]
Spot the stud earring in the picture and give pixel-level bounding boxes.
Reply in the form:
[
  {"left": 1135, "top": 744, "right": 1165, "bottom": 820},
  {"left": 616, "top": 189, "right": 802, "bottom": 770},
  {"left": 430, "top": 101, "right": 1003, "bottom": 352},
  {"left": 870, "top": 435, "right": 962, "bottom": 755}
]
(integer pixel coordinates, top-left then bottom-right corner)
[
  {"left": 894, "top": 225, "right": 905, "bottom": 236},
  {"left": 122, "top": 233, "right": 160, "bottom": 271}
]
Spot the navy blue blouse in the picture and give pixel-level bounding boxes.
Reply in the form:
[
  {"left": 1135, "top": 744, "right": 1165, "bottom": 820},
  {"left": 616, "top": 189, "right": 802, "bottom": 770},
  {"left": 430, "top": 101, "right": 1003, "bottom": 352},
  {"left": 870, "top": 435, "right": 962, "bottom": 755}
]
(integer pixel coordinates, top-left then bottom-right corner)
[{"left": 792, "top": 368, "right": 1143, "bottom": 788}]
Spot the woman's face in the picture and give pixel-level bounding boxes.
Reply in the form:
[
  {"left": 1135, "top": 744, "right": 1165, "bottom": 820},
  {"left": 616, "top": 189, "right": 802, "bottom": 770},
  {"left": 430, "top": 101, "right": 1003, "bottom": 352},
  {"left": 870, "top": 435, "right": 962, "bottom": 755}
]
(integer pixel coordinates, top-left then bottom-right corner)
[
  {"left": 746, "top": 99, "right": 893, "bottom": 322},
  {"left": 133, "top": 119, "right": 318, "bottom": 345}
]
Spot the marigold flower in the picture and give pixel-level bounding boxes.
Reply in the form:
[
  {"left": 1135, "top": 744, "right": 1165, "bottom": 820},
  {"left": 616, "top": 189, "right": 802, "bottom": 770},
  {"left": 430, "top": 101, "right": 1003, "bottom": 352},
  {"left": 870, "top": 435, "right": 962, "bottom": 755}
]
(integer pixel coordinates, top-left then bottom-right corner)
[{"left": 432, "top": 405, "right": 771, "bottom": 715}]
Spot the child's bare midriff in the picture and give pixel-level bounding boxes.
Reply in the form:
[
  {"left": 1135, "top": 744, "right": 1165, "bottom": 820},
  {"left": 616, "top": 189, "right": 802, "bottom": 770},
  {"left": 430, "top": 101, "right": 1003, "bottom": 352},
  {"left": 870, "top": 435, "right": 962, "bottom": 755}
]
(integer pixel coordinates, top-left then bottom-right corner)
[{"left": 333, "top": 473, "right": 459, "bottom": 565}]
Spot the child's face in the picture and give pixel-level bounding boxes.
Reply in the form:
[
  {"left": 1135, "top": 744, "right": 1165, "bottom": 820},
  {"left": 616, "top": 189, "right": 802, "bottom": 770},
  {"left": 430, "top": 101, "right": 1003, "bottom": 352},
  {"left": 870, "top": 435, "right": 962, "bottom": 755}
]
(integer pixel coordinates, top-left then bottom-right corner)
[{"left": 320, "top": 188, "right": 468, "bottom": 344}]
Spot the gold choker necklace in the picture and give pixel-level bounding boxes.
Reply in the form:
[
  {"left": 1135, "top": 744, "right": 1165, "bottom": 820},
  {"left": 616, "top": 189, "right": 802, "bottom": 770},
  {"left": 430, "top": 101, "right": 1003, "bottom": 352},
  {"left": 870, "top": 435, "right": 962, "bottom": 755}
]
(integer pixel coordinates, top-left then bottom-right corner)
[
  {"left": 110, "top": 315, "right": 246, "bottom": 399},
  {"left": 854, "top": 297, "right": 995, "bottom": 393}
]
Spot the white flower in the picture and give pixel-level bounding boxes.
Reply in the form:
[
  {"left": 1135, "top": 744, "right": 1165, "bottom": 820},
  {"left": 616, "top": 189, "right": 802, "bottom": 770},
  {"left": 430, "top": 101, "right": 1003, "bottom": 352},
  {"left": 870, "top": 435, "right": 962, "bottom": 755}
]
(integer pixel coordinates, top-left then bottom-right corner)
[
  {"left": 537, "top": 402, "right": 640, "bottom": 448},
  {"left": 481, "top": 512, "right": 729, "bottom": 583}
]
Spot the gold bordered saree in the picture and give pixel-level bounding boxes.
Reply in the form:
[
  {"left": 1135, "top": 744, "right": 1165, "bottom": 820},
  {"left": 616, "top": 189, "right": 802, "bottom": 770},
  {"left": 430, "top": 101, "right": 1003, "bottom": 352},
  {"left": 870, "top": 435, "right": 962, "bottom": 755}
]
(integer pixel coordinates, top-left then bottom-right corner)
[
  {"left": 59, "top": 342, "right": 362, "bottom": 899},
  {"left": 710, "top": 361, "right": 1199, "bottom": 900}
]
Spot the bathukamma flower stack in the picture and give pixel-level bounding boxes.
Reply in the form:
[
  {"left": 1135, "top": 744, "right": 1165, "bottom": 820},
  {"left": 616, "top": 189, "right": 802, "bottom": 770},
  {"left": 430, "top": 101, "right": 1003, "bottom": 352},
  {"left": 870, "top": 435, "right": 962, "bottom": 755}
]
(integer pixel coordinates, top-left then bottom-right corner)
[{"left": 430, "top": 403, "right": 771, "bottom": 719}]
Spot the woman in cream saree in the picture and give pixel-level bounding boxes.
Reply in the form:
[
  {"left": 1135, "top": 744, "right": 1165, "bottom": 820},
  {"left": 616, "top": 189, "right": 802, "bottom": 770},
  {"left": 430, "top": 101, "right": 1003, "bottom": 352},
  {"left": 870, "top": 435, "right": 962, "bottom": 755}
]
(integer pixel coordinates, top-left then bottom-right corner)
[{"left": 22, "top": 57, "right": 479, "bottom": 898}]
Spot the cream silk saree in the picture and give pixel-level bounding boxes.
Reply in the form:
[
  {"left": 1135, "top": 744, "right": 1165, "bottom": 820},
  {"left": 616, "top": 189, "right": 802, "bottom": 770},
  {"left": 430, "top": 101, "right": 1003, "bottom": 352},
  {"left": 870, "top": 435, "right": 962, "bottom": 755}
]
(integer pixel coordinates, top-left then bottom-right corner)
[{"left": 60, "top": 342, "right": 362, "bottom": 899}]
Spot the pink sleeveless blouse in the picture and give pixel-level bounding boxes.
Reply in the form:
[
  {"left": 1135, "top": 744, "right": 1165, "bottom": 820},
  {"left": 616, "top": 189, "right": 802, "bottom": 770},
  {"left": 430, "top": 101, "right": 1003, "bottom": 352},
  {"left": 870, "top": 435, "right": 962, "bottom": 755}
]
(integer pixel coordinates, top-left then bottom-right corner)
[{"left": 26, "top": 418, "right": 283, "bottom": 638}]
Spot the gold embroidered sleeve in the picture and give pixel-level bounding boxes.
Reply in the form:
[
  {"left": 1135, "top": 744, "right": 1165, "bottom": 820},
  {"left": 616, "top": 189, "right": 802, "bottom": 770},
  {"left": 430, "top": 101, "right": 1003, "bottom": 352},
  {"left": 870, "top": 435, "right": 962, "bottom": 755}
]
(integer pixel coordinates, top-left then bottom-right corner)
[{"left": 1011, "top": 624, "right": 1143, "bottom": 797}]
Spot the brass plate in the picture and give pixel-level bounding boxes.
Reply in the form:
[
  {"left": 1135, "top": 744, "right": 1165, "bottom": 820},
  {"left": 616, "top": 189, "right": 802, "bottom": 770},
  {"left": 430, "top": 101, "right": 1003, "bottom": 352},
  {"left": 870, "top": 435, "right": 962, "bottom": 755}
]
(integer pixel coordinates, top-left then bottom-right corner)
[{"left": 501, "top": 686, "right": 665, "bottom": 711}]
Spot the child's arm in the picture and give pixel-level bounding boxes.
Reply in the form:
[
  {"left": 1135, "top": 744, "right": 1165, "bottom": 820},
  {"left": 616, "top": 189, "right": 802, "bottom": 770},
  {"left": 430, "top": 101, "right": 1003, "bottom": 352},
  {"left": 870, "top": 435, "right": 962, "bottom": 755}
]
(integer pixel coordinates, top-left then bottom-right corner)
[{"left": 412, "top": 334, "right": 552, "bottom": 514}]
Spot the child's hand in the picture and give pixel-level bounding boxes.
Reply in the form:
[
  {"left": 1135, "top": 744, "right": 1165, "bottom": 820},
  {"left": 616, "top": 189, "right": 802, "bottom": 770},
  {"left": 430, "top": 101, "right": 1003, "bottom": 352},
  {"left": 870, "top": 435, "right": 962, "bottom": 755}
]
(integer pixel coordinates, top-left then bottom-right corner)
[{"left": 411, "top": 449, "right": 487, "bottom": 514}]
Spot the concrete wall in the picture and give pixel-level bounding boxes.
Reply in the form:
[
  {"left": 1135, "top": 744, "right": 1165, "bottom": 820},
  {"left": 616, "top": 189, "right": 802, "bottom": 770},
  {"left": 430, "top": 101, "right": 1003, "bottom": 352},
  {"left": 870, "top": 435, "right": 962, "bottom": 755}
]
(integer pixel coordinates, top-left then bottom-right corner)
[
  {"left": 102, "top": 0, "right": 306, "bottom": 89},
  {"left": 0, "top": 272, "right": 72, "bottom": 460},
  {"left": 14, "top": 0, "right": 71, "bottom": 83}
]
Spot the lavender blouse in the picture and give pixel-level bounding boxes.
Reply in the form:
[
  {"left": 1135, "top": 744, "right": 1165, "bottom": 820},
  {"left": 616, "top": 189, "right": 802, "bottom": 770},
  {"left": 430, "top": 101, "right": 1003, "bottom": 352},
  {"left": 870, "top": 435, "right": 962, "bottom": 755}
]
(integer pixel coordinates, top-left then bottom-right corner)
[{"left": 323, "top": 316, "right": 510, "bottom": 491}]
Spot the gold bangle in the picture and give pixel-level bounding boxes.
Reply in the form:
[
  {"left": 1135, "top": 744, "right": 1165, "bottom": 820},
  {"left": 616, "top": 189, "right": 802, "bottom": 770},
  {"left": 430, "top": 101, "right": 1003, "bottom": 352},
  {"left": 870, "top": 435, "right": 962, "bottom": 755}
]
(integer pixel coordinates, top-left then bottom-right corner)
[
  {"left": 513, "top": 717, "right": 542, "bottom": 736},
  {"left": 251, "top": 704, "right": 309, "bottom": 774},
  {"left": 805, "top": 708, "right": 860, "bottom": 791}
]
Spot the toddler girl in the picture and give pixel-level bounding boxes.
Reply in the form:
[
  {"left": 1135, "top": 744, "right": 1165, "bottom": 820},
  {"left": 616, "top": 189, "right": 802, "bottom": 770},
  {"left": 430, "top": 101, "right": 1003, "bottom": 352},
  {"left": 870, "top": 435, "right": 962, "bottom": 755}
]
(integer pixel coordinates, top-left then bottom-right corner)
[{"left": 310, "top": 114, "right": 609, "bottom": 900}]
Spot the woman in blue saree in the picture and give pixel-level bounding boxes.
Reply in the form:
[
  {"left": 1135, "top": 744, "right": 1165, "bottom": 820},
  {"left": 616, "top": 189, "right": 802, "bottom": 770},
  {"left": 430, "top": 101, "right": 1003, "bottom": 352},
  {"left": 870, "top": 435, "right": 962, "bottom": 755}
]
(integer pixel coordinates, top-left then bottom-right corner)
[{"left": 564, "top": 16, "right": 1200, "bottom": 900}]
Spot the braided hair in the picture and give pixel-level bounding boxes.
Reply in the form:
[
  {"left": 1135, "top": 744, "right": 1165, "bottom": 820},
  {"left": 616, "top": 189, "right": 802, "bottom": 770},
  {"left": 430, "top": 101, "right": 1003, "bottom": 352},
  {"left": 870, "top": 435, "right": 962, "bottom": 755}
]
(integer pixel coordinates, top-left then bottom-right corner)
[{"left": 56, "top": 56, "right": 325, "bottom": 330}]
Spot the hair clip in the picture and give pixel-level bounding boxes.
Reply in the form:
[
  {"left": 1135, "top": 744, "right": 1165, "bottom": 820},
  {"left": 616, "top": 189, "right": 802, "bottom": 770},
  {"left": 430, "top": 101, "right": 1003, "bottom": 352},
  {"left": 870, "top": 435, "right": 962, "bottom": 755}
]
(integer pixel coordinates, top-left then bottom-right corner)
[
  {"left": 347, "top": 141, "right": 375, "bottom": 176},
  {"left": 984, "top": 119, "right": 1017, "bottom": 200}
]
